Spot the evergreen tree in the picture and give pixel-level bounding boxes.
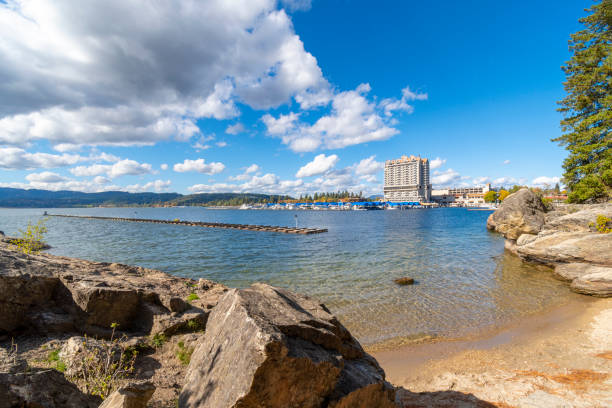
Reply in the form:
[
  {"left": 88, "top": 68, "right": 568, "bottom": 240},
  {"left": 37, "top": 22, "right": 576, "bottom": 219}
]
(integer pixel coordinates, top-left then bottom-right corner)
[{"left": 555, "top": 0, "right": 612, "bottom": 202}]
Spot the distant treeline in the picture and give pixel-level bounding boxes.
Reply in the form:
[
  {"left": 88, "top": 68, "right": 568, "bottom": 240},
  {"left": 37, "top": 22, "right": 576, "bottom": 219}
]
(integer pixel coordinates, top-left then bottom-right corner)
[
  {"left": 294, "top": 191, "right": 366, "bottom": 202},
  {"left": 0, "top": 187, "right": 292, "bottom": 208}
]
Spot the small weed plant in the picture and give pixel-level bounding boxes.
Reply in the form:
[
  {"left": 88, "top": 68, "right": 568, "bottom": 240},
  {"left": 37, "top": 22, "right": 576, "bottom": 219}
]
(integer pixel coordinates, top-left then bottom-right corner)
[
  {"left": 150, "top": 333, "right": 167, "bottom": 348},
  {"left": 186, "top": 293, "right": 199, "bottom": 302},
  {"left": 70, "top": 323, "right": 137, "bottom": 399},
  {"left": 8, "top": 338, "right": 18, "bottom": 365},
  {"left": 541, "top": 197, "right": 553, "bottom": 210},
  {"left": 176, "top": 341, "right": 194, "bottom": 366},
  {"left": 11, "top": 218, "right": 48, "bottom": 254},
  {"left": 186, "top": 319, "right": 203, "bottom": 332},
  {"left": 47, "top": 349, "right": 66, "bottom": 372}
]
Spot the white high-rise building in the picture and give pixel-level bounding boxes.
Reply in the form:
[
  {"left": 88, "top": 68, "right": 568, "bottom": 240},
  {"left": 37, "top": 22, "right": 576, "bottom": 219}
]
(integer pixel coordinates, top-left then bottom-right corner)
[{"left": 383, "top": 155, "right": 431, "bottom": 202}]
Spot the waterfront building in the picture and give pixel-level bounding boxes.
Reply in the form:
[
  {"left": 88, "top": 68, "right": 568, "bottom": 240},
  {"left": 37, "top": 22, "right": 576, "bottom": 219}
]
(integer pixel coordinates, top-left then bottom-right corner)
[
  {"left": 383, "top": 155, "right": 431, "bottom": 202},
  {"left": 431, "top": 183, "right": 493, "bottom": 206}
]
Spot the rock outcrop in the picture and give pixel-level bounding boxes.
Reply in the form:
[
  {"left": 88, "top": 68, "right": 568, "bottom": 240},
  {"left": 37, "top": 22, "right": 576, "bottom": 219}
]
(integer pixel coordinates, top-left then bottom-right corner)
[
  {"left": 180, "top": 283, "right": 396, "bottom": 408},
  {"left": 0, "top": 360, "right": 101, "bottom": 408},
  {"left": 487, "top": 192, "right": 612, "bottom": 297},
  {"left": 99, "top": 381, "right": 156, "bottom": 408},
  {"left": 0, "top": 241, "right": 227, "bottom": 336},
  {"left": 486, "top": 189, "right": 546, "bottom": 240}
]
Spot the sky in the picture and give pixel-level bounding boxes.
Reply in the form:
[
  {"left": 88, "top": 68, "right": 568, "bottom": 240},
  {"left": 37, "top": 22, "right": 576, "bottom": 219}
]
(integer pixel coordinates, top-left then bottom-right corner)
[{"left": 0, "top": 0, "right": 589, "bottom": 196}]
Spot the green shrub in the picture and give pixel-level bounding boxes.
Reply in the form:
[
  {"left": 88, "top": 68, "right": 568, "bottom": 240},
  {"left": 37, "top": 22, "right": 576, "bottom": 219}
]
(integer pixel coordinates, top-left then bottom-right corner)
[
  {"left": 186, "top": 293, "right": 199, "bottom": 302},
  {"left": 12, "top": 218, "right": 48, "bottom": 254},
  {"left": 567, "top": 175, "right": 607, "bottom": 203},
  {"left": 176, "top": 341, "right": 194, "bottom": 366},
  {"left": 602, "top": 169, "right": 612, "bottom": 187}
]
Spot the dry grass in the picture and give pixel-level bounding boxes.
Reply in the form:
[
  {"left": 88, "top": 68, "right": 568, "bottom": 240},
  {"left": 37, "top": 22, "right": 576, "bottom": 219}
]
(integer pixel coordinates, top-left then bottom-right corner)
[{"left": 515, "top": 369, "right": 609, "bottom": 393}]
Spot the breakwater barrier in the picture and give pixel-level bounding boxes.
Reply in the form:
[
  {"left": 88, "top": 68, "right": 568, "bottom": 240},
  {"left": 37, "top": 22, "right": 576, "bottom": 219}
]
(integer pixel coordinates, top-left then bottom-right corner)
[{"left": 46, "top": 214, "right": 328, "bottom": 234}]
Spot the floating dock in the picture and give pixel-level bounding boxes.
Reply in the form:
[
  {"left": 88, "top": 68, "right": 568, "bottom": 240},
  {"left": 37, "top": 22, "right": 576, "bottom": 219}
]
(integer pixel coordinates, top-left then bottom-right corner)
[{"left": 47, "top": 214, "right": 327, "bottom": 234}]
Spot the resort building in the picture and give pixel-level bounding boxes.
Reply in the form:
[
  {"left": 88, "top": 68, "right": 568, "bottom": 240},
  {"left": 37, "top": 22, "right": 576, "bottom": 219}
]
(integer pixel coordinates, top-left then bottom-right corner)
[
  {"left": 383, "top": 155, "right": 431, "bottom": 202},
  {"left": 431, "top": 183, "right": 493, "bottom": 206}
]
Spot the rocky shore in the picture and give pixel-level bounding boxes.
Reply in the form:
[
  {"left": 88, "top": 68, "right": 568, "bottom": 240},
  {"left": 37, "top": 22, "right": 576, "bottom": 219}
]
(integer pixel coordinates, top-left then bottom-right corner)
[
  {"left": 0, "top": 240, "right": 415, "bottom": 408},
  {"left": 486, "top": 189, "right": 612, "bottom": 297},
  {"left": 2, "top": 192, "right": 610, "bottom": 407}
]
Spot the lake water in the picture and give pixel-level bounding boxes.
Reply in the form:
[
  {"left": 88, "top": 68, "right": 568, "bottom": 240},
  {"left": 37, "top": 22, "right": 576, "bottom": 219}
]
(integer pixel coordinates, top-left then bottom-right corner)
[{"left": 0, "top": 207, "right": 579, "bottom": 346}]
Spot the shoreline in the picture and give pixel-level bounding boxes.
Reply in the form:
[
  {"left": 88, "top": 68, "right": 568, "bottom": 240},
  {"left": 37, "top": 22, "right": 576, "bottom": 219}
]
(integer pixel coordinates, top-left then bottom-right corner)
[
  {"left": 373, "top": 295, "right": 611, "bottom": 406},
  {"left": 366, "top": 292, "right": 595, "bottom": 355}
]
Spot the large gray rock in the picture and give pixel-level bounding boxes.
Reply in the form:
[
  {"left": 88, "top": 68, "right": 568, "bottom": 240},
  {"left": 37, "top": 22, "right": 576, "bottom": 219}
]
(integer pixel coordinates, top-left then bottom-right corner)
[
  {"left": 553, "top": 263, "right": 610, "bottom": 282},
  {"left": 180, "top": 283, "right": 396, "bottom": 408},
  {"left": 486, "top": 189, "right": 546, "bottom": 240},
  {"left": 515, "top": 232, "right": 612, "bottom": 266},
  {"left": 0, "top": 242, "right": 227, "bottom": 336},
  {"left": 0, "top": 273, "right": 62, "bottom": 332},
  {"left": 99, "top": 381, "right": 155, "bottom": 408},
  {"left": 0, "top": 363, "right": 101, "bottom": 408},
  {"left": 541, "top": 203, "right": 612, "bottom": 233},
  {"left": 570, "top": 270, "right": 612, "bottom": 297}
]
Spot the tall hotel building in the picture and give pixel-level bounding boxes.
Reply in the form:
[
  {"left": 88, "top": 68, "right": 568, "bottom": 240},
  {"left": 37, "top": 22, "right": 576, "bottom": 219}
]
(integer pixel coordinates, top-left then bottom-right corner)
[{"left": 383, "top": 155, "right": 432, "bottom": 202}]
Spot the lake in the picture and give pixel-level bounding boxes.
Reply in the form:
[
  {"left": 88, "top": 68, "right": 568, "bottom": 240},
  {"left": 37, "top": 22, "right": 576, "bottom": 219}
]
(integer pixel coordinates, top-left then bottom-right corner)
[{"left": 0, "top": 207, "right": 579, "bottom": 346}]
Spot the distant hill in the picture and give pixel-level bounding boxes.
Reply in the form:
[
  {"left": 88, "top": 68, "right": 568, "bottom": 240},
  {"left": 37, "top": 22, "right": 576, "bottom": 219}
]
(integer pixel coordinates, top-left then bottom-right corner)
[
  {"left": 0, "top": 188, "right": 291, "bottom": 208},
  {"left": 168, "top": 193, "right": 291, "bottom": 207}
]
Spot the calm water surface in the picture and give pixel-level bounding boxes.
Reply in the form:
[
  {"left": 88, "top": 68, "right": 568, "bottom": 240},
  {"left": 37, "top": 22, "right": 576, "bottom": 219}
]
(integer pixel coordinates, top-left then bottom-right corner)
[{"left": 0, "top": 207, "right": 579, "bottom": 345}]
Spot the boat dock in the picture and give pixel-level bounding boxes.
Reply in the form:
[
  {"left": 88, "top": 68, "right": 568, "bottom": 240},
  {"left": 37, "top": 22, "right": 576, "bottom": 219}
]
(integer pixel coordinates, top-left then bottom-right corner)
[{"left": 47, "top": 214, "right": 328, "bottom": 234}]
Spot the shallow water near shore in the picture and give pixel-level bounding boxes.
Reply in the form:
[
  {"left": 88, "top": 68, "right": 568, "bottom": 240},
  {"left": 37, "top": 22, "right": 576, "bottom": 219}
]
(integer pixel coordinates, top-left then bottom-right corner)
[{"left": 0, "top": 207, "right": 582, "bottom": 346}]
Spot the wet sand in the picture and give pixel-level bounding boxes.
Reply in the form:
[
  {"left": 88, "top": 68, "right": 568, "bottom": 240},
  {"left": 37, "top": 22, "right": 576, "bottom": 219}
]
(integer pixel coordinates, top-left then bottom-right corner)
[{"left": 372, "top": 296, "right": 612, "bottom": 407}]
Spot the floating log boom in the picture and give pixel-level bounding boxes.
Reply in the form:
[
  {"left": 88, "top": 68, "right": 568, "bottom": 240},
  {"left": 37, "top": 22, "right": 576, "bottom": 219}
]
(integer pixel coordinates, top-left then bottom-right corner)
[{"left": 47, "top": 214, "right": 327, "bottom": 234}]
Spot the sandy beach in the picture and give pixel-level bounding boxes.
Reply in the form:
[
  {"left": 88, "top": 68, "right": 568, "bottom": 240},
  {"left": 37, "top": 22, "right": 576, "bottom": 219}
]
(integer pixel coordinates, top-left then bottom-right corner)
[{"left": 372, "top": 296, "right": 612, "bottom": 407}]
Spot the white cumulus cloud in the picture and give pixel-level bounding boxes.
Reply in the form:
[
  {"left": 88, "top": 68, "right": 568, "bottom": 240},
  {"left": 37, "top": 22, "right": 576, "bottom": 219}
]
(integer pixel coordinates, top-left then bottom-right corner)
[
  {"left": 296, "top": 154, "right": 339, "bottom": 178},
  {"left": 70, "top": 159, "right": 153, "bottom": 179},
  {"left": 173, "top": 158, "right": 225, "bottom": 175},
  {"left": 354, "top": 155, "right": 383, "bottom": 176},
  {"left": 429, "top": 157, "right": 447, "bottom": 170},
  {"left": 246, "top": 164, "right": 260, "bottom": 174},
  {"left": 225, "top": 123, "right": 246, "bottom": 135},
  {"left": 25, "top": 171, "right": 67, "bottom": 183},
  {"left": 493, "top": 176, "right": 518, "bottom": 185},
  {"left": 0, "top": 147, "right": 83, "bottom": 170},
  {"left": 532, "top": 176, "right": 561, "bottom": 186},
  {"left": 0, "top": 0, "right": 328, "bottom": 148},
  {"left": 125, "top": 179, "right": 172, "bottom": 193},
  {"left": 263, "top": 84, "right": 416, "bottom": 152},
  {"left": 432, "top": 169, "right": 461, "bottom": 186}
]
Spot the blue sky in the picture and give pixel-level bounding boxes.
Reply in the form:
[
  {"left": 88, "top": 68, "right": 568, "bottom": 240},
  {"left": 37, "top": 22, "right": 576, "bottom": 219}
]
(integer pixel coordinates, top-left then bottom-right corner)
[{"left": 0, "top": 0, "right": 587, "bottom": 195}]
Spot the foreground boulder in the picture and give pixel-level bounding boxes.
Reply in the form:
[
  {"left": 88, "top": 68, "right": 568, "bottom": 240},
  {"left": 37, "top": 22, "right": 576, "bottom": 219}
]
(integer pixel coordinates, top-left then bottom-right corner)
[
  {"left": 180, "top": 283, "right": 396, "bottom": 408},
  {"left": 0, "top": 361, "right": 101, "bottom": 408},
  {"left": 486, "top": 189, "right": 546, "bottom": 240}
]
